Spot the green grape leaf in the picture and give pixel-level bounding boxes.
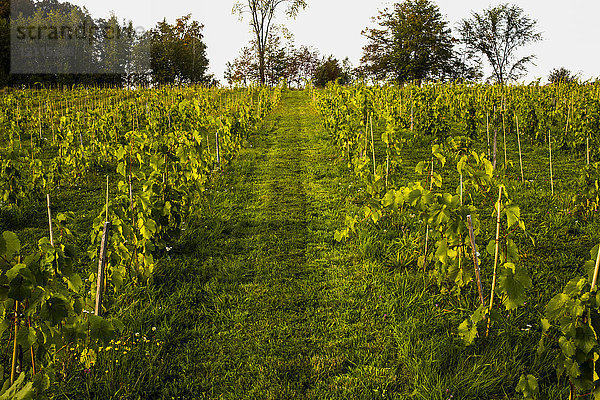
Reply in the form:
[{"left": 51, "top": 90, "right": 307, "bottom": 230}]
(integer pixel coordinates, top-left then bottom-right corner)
[
  {"left": 65, "top": 273, "right": 83, "bottom": 293},
  {"left": 0, "top": 320, "right": 9, "bottom": 337},
  {"left": 88, "top": 315, "right": 115, "bottom": 344},
  {"left": 0, "top": 373, "right": 33, "bottom": 400},
  {"left": 0, "top": 234, "right": 5, "bottom": 258},
  {"left": 39, "top": 297, "right": 70, "bottom": 326},
  {"left": 73, "top": 298, "right": 83, "bottom": 315},
  {"left": 504, "top": 204, "right": 521, "bottom": 229},
  {"left": 334, "top": 229, "right": 347, "bottom": 242},
  {"left": 574, "top": 325, "right": 597, "bottom": 354},
  {"left": 7, "top": 265, "right": 33, "bottom": 302},
  {"left": 541, "top": 318, "right": 551, "bottom": 333},
  {"left": 116, "top": 162, "right": 126, "bottom": 177},
  {"left": 564, "top": 278, "right": 587, "bottom": 297},
  {"left": 16, "top": 327, "right": 36, "bottom": 350},
  {"left": 558, "top": 336, "right": 576, "bottom": 357},
  {"left": 486, "top": 239, "right": 496, "bottom": 258},
  {"left": 32, "top": 369, "right": 50, "bottom": 392},
  {"left": 506, "top": 239, "right": 519, "bottom": 263},
  {"left": 111, "top": 318, "right": 125, "bottom": 332},
  {"left": 564, "top": 357, "right": 581, "bottom": 379},
  {"left": 382, "top": 190, "right": 396, "bottom": 207},
  {"left": 111, "top": 270, "right": 123, "bottom": 290},
  {"left": 458, "top": 318, "right": 478, "bottom": 346},
  {"left": 496, "top": 263, "right": 531, "bottom": 310},
  {"left": 515, "top": 374, "right": 538, "bottom": 399},
  {"left": 1, "top": 232, "right": 20, "bottom": 260}
]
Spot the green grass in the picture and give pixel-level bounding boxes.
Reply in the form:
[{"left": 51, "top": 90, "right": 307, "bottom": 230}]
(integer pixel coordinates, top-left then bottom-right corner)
[{"left": 2, "top": 89, "right": 596, "bottom": 398}]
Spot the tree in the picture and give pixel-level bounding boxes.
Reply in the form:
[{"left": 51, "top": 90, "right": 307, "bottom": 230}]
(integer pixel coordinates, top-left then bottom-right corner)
[
  {"left": 548, "top": 67, "right": 579, "bottom": 84},
  {"left": 313, "top": 56, "right": 350, "bottom": 87},
  {"left": 225, "top": 46, "right": 257, "bottom": 85},
  {"left": 458, "top": 3, "right": 542, "bottom": 83},
  {"left": 225, "top": 29, "right": 287, "bottom": 86},
  {"left": 225, "top": 28, "right": 319, "bottom": 87},
  {"left": 360, "top": 0, "right": 460, "bottom": 83},
  {"left": 150, "top": 14, "right": 210, "bottom": 85},
  {"left": 233, "top": 0, "right": 306, "bottom": 85},
  {"left": 286, "top": 45, "right": 320, "bottom": 88}
]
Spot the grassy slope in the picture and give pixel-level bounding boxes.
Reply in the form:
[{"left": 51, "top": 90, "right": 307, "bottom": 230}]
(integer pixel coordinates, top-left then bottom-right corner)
[{"left": 49, "top": 90, "right": 590, "bottom": 399}]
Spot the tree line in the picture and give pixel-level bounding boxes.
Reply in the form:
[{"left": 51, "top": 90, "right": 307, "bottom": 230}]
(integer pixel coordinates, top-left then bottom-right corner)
[
  {"left": 231, "top": 0, "right": 581, "bottom": 87},
  {"left": 0, "top": 0, "right": 584, "bottom": 88},
  {"left": 0, "top": 0, "right": 213, "bottom": 87}
]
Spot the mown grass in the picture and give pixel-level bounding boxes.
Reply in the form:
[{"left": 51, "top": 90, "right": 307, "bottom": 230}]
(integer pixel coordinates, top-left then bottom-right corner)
[{"left": 1, "top": 89, "right": 597, "bottom": 398}]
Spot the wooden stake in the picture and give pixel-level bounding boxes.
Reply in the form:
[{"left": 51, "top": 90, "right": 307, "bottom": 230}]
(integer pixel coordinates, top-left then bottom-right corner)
[
  {"left": 410, "top": 93, "right": 414, "bottom": 131},
  {"left": 487, "top": 187, "right": 503, "bottom": 336},
  {"left": 364, "top": 115, "right": 368, "bottom": 159},
  {"left": 386, "top": 145, "right": 390, "bottom": 190},
  {"left": 105, "top": 176, "right": 109, "bottom": 222},
  {"left": 46, "top": 194, "right": 54, "bottom": 247},
  {"left": 515, "top": 115, "right": 524, "bottom": 182},
  {"left": 215, "top": 130, "right": 221, "bottom": 168},
  {"left": 587, "top": 137, "right": 590, "bottom": 166},
  {"left": 467, "top": 215, "right": 485, "bottom": 307},
  {"left": 370, "top": 115, "right": 376, "bottom": 175},
  {"left": 502, "top": 103, "right": 507, "bottom": 168},
  {"left": 493, "top": 128, "right": 498, "bottom": 170},
  {"left": 460, "top": 174, "right": 463, "bottom": 206},
  {"left": 11, "top": 301, "right": 18, "bottom": 384},
  {"left": 591, "top": 244, "right": 600, "bottom": 290},
  {"left": 549, "top": 130, "right": 554, "bottom": 195},
  {"left": 422, "top": 159, "right": 435, "bottom": 272},
  {"left": 28, "top": 317, "right": 35, "bottom": 376},
  {"left": 95, "top": 222, "right": 111, "bottom": 316},
  {"left": 486, "top": 113, "right": 491, "bottom": 158}
]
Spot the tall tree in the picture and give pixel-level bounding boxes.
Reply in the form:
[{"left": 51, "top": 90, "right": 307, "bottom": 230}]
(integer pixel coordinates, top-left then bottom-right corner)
[
  {"left": 548, "top": 67, "right": 578, "bottom": 84},
  {"left": 286, "top": 45, "right": 320, "bottom": 88},
  {"left": 225, "top": 28, "right": 290, "bottom": 86},
  {"left": 233, "top": 0, "right": 306, "bottom": 85},
  {"left": 458, "top": 3, "right": 542, "bottom": 83},
  {"left": 361, "top": 0, "right": 463, "bottom": 83},
  {"left": 313, "top": 56, "right": 350, "bottom": 87},
  {"left": 150, "top": 14, "right": 210, "bottom": 84}
]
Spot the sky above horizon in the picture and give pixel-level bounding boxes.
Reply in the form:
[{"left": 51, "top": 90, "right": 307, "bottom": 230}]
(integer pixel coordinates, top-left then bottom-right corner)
[{"left": 65, "top": 0, "right": 600, "bottom": 84}]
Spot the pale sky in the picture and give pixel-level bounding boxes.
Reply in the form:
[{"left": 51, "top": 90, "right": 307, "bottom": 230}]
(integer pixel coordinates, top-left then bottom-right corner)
[{"left": 67, "top": 0, "right": 600, "bottom": 84}]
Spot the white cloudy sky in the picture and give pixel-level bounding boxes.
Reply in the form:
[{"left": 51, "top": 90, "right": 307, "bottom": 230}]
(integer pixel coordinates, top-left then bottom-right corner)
[{"left": 68, "top": 0, "right": 600, "bottom": 83}]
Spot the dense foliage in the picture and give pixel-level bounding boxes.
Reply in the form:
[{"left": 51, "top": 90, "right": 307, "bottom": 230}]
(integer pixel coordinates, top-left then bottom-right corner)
[
  {"left": 312, "top": 80, "right": 600, "bottom": 398},
  {"left": 0, "top": 84, "right": 281, "bottom": 397}
]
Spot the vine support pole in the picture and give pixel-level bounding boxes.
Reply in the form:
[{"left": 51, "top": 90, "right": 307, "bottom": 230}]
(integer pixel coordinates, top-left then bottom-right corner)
[
  {"left": 363, "top": 115, "right": 368, "bottom": 159},
  {"left": 216, "top": 130, "right": 221, "bottom": 169},
  {"left": 422, "top": 159, "right": 435, "bottom": 273},
  {"left": 587, "top": 136, "right": 590, "bottom": 166},
  {"left": 95, "top": 222, "right": 111, "bottom": 316},
  {"left": 10, "top": 301, "right": 19, "bottom": 384},
  {"left": 46, "top": 194, "right": 54, "bottom": 247},
  {"left": 370, "top": 114, "right": 376, "bottom": 176},
  {"left": 486, "top": 113, "right": 491, "bottom": 158},
  {"left": 460, "top": 174, "right": 463, "bottom": 206},
  {"left": 549, "top": 130, "right": 554, "bottom": 195},
  {"left": 28, "top": 317, "right": 35, "bottom": 376},
  {"left": 502, "top": 100, "right": 507, "bottom": 169},
  {"left": 591, "top": 244, "right": 600, "bottom": 290},
  {"left": 467, "top": 215, "right": 485, "bottom": 307},
  {"left": 487, "top": 187, "right": 503, "bottom": 336},
  {"left": 493, "top": 128, "right": 498, "bottom": 170},
  {"left": 515, "top": 115, "right": 524, "bottom": 182}
]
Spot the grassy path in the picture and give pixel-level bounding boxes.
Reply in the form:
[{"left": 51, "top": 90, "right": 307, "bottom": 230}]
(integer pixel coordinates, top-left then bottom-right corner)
[{"left": 173, "top": 90, "right": 398, "bottom": 398}]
